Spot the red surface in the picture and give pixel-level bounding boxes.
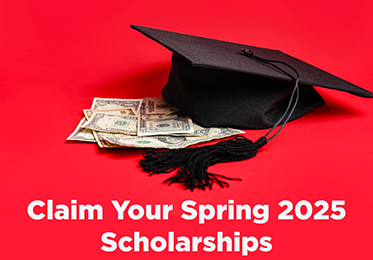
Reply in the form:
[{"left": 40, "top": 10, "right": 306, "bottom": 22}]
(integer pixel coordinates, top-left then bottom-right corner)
[{"left": 1, "top": 0, "right": 372, "bottom": 259}]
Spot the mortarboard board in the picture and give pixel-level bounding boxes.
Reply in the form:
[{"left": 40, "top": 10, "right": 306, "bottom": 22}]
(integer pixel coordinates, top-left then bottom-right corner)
[
  {"left": 131, "top": 24, "right": 372, "bottom": 129},
  {"left": 131, "top": 25, "right": 372, "bottom": 190}
]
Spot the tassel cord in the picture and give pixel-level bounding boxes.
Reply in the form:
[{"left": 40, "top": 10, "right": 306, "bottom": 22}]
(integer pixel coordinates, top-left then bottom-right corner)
[
  {"left": 241, "top": 48, "right": 301, "bottom": 142},
  {"left": 265, "top": 79, "right": 299, "bottom": 141}
]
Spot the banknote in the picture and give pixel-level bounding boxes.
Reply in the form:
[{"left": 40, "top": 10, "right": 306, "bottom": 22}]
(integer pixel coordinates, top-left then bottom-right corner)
[
  {"left": 137, "top": 112, "right": 194, "bottom": 136},
  {"left": 96, "top": 127, "right": 245, "bottom": 149},
  {"left": 83, "top": 107, "right": 137, "bottom": 120},
  {"left": 83, "top": 113, "right": 138, "bottom": 135},
  {"left": 66, "top": 118, "right": 96, "bottom": 142},
  {"left": 92, "top": 131, "right": 120, "bottom": 148},
  {"left": 90, "top": 98, "right": 142, "bottom": 114},
  {"left": 142, "top": 97, "right": 179, "bottom": 115},
  {"left": 85, "top": 107, "right": 137, "bottom": 144},
  {"left": 169, "top": 123, "right": 213, "bottom": 137}
]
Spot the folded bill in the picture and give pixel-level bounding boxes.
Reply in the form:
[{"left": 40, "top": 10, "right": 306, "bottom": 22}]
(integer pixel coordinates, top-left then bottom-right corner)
[
  {"left": 83, "top": 107, "right": 137, "bottom": 120},
  {"left": 96, "top": 128, "right": 245, "bottom": 149},
  {"left": 92, "top": 131, "right": 121, "bottom": 148},
  {"left": 91, "top": 97, "right": 143, "bottom": 114},
  {"left": 83, "top": 113, "right": 138, "bottom": 135},
  {"left": 169, "top": 123, "right": 213, "bottom": 137},
  {"left": 137, "top": 112, "right": 194, "bottom": 136},
  {"left": 142, "top": 97, "right": 179, "bottom": 114},
  {"left": 66, "top": 118, "right": 96, "bottom": 142}
]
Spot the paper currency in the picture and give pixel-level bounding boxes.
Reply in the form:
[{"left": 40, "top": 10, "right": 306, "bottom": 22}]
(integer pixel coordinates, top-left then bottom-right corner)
[
  {"left": 66, "top": 118, "right": 96, "bottom": 142},
  {"left": 67, "top": 98, "right": 141, "bottom": 143},
  {"left": 137, "top": 112, "right": 194, "bottom": 136},
  {"left": 84, "top": 107, "right": 137, "bottom": 145},
  {"left": 83, "top": 113, "right": 138, "bottom": 135},
  {"left": 92, "top": 131, "right": 120, "bottom": 148},
  {"left": 68, "top": 96, "right": 245, "bottom": 149},
  {"left": 91, "top": 98, "right": 142, "bottom": 114},
  {"left": 170, "top": 123, "right": 213, "bottom": 137},
  {"left": 96, "top": 128, "right": 245, "bottom": 149},
  {"left": 83, "top": 107, "right": 137, "bottom": 120},
  {"left": 142, "top": 97, "right": 179, "bottom": 114}
]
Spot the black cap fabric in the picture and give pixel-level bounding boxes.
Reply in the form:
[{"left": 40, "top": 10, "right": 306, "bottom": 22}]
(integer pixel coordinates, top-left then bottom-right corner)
[{"left": 131, "top": 25, "right": 372, "bottom": 129}]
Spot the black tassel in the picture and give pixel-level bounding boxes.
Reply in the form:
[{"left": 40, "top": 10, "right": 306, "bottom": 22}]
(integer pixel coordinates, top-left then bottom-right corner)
[{"left": 140, "top": 136, "right": 267, "bottom": 191}]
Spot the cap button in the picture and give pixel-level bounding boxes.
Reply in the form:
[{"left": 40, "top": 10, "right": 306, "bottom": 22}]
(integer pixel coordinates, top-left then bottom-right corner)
[{"left": 241, "top": 48, "right": 255, "bottom": 57}]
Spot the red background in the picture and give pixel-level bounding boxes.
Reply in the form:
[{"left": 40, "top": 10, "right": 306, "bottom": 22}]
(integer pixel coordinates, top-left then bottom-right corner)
[{"left": 1, "top": 0, "right": 372, "bottom": 259}]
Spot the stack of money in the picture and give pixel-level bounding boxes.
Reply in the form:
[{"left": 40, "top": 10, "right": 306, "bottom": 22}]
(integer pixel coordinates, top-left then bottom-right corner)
[{"left": 67, "top": 97, "right": 245, "bottom": 149}]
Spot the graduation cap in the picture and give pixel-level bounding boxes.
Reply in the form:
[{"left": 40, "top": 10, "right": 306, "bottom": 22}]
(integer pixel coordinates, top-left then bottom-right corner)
[{"left": 131, "top": 25, "right": 372, "bottom": 190}]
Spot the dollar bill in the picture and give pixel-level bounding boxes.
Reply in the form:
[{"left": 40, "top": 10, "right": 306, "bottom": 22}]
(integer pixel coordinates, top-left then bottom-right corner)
[
  {"left": 66, "top": 118, "right": 96, "bottom": 142},
  {"left": 83, "top": 113, "right": 138, "bottom": 135},
  {"left": 138, "top": 112, "right": 194, "bottom": 136},
  {"left": 83, "top": 107, "right": 137, "bottom": 120},
  {"left": 92, "top": 131, "right": 120, "bottom": 148},
  {"left": 85, "top": 107, "right": 137, "bottom": 145},
  {"left": 169, "top": 123, "right": 213, "bottom": 137},
  {"left": 96, "top": 127, "right": 245, "bottom": 149},
  {"left": 90, "top": 98, "right": 142, "bottom": 114},
  {"left": 142, "top": 97, "right": 179, "bottom": 114}
]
